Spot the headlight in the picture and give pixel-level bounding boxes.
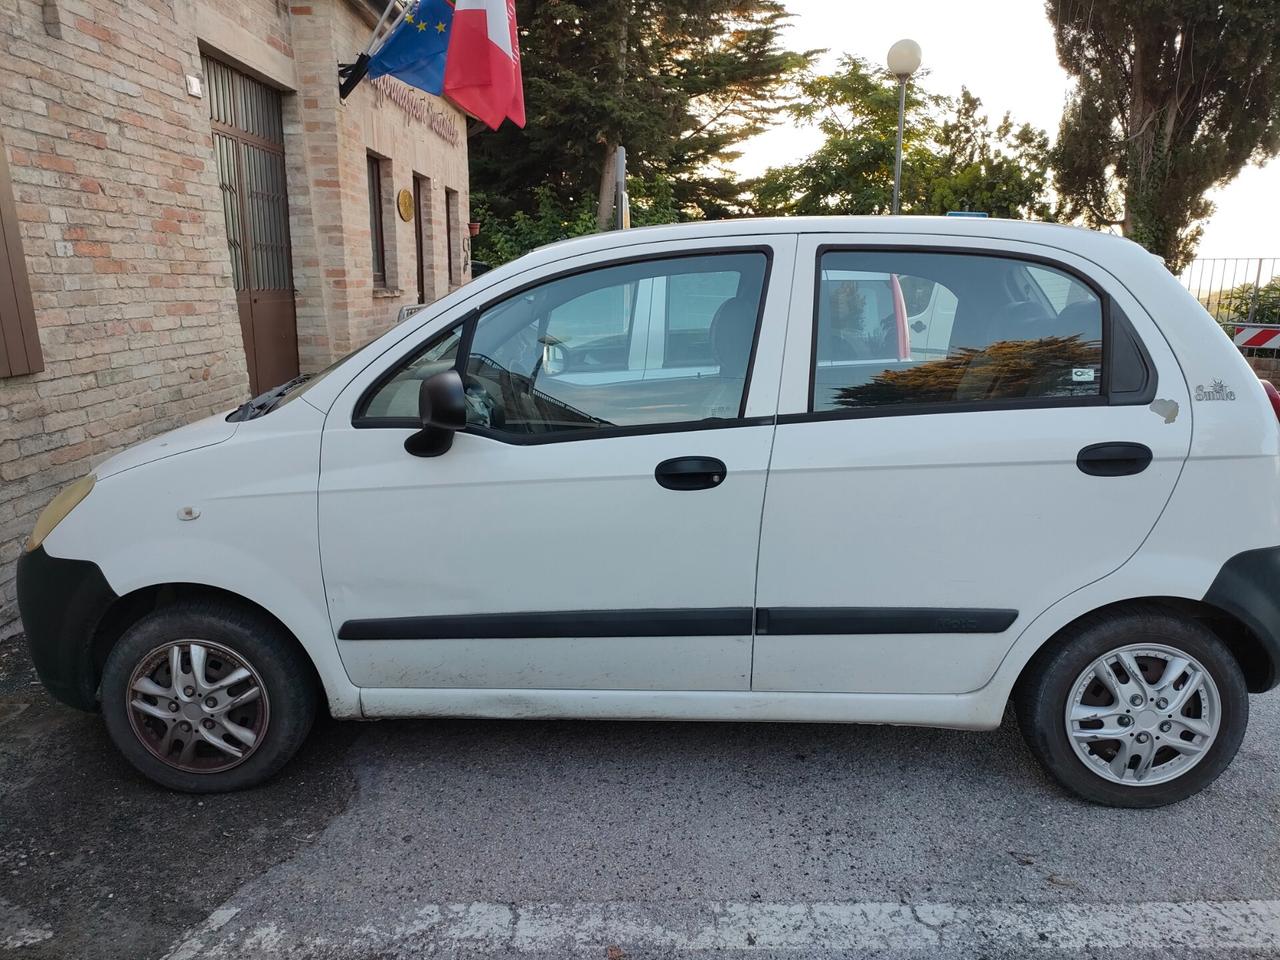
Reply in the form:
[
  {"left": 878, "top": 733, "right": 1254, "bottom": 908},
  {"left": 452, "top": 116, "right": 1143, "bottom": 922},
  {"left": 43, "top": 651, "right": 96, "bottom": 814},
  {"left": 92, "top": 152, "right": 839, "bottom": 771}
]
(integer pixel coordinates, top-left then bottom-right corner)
[{"left": 25, "top": 474, "right": 95, "bottom": 553}]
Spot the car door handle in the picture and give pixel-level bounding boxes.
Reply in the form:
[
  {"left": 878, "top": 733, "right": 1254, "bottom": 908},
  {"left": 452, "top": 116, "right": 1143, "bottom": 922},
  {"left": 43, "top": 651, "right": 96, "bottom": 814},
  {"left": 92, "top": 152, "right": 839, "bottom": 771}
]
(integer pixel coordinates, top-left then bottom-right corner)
[
  {"left": 1077, "top": 442, "right": 1153, "bottom": 477},
  {"left": 655, "top": 456, "right": 727, "bottom": 491}
]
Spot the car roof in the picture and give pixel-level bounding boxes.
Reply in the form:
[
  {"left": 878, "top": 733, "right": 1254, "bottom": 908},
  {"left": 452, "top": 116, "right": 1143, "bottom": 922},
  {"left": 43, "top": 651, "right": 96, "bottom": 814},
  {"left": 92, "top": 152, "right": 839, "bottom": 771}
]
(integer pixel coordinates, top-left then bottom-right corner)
[{"left": 525, "top": 216, "right": 1138, "bottom": 264}]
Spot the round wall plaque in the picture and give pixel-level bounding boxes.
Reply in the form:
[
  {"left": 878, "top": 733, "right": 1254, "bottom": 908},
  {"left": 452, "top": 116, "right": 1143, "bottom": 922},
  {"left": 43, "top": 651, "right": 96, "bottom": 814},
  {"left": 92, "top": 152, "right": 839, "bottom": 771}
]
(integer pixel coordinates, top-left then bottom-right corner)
[{"left": 396, "top": 188, "right": 414, "bottom": 222}]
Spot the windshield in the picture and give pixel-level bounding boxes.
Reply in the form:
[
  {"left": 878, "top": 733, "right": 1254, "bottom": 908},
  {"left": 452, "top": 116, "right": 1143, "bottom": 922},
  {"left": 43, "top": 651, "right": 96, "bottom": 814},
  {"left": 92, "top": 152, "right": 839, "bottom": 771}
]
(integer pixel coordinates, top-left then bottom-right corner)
[{"left": 273, "top": 346, "right": 360, "bottom": 409}]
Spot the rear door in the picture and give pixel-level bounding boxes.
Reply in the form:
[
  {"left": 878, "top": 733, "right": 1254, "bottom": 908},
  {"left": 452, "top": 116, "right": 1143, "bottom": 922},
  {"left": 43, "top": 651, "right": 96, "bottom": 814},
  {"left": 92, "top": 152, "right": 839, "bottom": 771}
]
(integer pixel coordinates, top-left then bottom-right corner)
[{"left": 752, "top": 236, "right": 1191, "bottom": 695}]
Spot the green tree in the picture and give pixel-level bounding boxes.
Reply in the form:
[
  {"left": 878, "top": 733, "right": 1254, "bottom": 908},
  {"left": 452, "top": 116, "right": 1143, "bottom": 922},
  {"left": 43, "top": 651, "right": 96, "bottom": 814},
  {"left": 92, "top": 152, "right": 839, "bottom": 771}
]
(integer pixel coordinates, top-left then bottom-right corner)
[
  {"left": 749, "top": 56, "right": 943, "bottom": 216},
  {"left": 469, "top": 0, "right": 812, "bottom": 242},
  {"left": 749, "top": 58, "right": 1053, "bottom": 220},
  {"left": 1219, "top": 278, "right": 1280, "bottom": 325},
  {"left": 926, "top": 90, "right": 1053, "bottom": 220},
  {"left": 1049, "top": 0, "right": 1280, "bottom": 272},
  {"left": 472, "top": 175, "right": 684, "bottom": 266}
]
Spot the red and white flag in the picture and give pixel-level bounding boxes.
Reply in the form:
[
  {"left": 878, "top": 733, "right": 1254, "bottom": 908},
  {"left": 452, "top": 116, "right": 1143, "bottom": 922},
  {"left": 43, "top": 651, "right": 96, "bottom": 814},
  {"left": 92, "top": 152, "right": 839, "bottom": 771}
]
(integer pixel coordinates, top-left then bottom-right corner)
[{"left": 444, "top": 0, "right": 526, "bottom": 130}]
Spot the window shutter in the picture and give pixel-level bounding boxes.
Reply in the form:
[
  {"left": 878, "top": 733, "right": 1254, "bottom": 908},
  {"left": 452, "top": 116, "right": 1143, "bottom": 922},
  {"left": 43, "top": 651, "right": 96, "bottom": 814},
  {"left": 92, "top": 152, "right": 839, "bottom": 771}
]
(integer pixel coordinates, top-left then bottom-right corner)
[{"left": 0, "top": 132, "right": 42, "bottom": 378}]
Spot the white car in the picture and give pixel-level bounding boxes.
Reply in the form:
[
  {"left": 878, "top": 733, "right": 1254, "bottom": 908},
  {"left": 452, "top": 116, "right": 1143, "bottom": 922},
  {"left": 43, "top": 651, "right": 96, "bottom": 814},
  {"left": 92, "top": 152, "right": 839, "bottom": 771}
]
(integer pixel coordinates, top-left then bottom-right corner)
[{"left": 17, "top": 217, "right": 1280, "bottom": 807}]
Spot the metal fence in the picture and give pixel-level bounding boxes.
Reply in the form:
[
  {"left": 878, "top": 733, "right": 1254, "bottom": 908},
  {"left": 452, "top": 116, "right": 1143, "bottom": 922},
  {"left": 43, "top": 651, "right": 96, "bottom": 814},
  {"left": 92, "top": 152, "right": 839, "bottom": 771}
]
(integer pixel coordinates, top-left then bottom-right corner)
[{"left": 1181, "top": 257, "right": 1279, "bottom": 324}]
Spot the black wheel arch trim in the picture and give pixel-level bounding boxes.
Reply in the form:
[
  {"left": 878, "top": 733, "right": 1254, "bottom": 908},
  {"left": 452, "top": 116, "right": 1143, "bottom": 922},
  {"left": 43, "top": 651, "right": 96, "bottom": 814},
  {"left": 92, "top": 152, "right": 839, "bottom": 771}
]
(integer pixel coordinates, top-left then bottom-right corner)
[
  {"left": 16, "top": 545, "right": 119, "bottom": 712},
  {"left": 1203, "top": 546, "right": 1280, "bottom": 692}
]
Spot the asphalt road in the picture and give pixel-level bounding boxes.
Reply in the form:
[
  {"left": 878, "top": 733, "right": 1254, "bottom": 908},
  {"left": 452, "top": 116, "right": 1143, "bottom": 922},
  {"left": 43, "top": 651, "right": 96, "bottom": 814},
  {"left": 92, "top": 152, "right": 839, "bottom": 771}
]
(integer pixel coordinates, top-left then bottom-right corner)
[{"left": 1, "top": 638, "right": 1279, "bottom": 960}]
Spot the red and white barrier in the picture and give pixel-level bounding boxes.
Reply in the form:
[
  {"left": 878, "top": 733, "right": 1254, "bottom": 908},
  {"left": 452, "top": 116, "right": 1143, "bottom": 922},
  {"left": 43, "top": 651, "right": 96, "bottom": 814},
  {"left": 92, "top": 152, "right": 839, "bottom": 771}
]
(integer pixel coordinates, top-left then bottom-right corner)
[{"left": 1233, "top": 324, "right": 1280, "bottom": 349}]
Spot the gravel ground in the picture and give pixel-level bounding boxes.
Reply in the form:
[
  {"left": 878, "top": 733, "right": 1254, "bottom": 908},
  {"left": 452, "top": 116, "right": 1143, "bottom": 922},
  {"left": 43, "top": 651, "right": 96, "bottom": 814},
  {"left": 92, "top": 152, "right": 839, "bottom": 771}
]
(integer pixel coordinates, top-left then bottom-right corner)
[{"left": 1, "top": 636, "right": 1278, "bottom": 959}]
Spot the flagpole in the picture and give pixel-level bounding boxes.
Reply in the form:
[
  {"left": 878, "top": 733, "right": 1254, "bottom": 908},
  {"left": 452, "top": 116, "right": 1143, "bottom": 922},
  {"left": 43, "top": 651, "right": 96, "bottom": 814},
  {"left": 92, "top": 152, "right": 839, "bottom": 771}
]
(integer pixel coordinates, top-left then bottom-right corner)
[
  {"left": 339, "top": 0, "right": 412, "bottom": 100},
  {"left": 365, "top": 0, "right": 409, "bottom": 57}
]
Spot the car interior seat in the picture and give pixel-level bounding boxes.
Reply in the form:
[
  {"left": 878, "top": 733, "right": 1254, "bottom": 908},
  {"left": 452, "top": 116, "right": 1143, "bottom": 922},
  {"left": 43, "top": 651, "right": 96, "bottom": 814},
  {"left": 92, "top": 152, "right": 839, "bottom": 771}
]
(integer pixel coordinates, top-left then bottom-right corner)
[{"left": 704, "top": 295, "right": 757, "bottom": 418}]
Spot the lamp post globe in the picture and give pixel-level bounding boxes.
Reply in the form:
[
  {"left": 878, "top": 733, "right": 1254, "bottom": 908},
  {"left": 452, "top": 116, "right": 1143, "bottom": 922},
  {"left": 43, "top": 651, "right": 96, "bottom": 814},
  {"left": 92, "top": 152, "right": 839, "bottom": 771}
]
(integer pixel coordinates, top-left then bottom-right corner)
[
  {"left": 887, "top": 38, "right": 922, "bottom": 79},
  {"left": 886, "top": 39, "right": 921, "bottom": 215}
]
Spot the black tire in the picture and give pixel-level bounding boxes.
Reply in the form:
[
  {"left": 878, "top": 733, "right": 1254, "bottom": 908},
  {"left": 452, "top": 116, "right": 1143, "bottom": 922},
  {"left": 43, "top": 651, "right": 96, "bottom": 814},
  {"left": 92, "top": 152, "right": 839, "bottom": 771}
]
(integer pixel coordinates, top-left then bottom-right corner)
[
  {"left": 1014, "top": 605, "right": 1248, "bottom": 808},
  {"left": 101, "top": 600, "right": 317, "bottom": 793}
]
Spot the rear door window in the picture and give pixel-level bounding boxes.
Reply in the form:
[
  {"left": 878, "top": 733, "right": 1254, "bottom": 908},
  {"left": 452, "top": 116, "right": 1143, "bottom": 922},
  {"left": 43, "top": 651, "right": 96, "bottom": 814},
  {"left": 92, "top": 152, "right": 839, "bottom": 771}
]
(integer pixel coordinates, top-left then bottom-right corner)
[{"left": 812, "top": 251, "right": 1104, "bottom": 412}]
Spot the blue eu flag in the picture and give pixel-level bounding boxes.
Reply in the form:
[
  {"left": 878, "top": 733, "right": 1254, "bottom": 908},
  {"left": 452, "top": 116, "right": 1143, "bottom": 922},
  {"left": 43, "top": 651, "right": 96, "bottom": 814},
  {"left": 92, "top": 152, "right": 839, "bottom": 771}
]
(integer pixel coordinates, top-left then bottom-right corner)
[{"left": 366, "top": 0, "right": 455, "bottom": 95}]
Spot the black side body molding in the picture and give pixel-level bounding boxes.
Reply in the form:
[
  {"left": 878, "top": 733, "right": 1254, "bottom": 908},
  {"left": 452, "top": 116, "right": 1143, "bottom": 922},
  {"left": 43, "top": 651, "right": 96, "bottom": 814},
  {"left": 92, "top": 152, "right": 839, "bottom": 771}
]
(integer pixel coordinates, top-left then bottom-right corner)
[
  {"left": 755, "top": 607, "right": 1018, "bottom": 635},
  {"left": 1203, "top": 546, "right": 1280, "bottom": 692},
  {"left": 15, "top": 545, "right": 119, "bottom": 711},
  {"left": 339, "top": 608, "right": 755, "bottom": 641},
  {"left": 340, "top": 606, "right": 1019, "bottom": 641}
]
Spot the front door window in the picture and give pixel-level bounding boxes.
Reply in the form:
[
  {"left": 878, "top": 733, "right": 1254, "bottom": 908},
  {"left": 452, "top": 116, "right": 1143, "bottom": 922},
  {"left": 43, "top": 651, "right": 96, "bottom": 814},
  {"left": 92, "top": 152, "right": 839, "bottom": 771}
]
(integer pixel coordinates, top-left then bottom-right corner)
[{"left": 360, "top": 252, "right": 770, "bottom": 435}]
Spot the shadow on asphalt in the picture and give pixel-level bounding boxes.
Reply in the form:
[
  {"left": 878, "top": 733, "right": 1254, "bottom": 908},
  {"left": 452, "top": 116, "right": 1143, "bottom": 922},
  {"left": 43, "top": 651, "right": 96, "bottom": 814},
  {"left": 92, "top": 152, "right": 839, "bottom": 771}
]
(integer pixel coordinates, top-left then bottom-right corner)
[
  {"left": 2, "top": 636, "right": 1275, "bottom": 960},
  {"left": 0, "top": 639, "right": 360, "bottom": 960}
]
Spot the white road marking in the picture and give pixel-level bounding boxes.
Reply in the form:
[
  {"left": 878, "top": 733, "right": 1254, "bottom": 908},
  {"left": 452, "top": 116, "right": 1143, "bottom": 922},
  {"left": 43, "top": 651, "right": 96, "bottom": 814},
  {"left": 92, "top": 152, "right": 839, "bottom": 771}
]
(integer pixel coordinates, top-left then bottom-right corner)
[
  {"left": 1, "top": 928, "right": 51, "bottom": 950},
  {"left": 0, "top": 895, "right": 52, "bottom": 951},
  {"left": 160, "top": 898, "right": 1280, "bottom": 956},
  {"left": 160, "top": 906, "right": 240, "bottom": 960}
]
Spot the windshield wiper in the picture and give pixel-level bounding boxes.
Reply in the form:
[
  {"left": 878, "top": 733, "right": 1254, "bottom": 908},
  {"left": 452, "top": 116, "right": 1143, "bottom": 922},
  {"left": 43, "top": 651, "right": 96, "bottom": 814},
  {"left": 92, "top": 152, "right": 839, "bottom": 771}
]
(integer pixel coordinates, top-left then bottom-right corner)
[{"left": 227, "top": 374, "right": 311, "bottom": 422}]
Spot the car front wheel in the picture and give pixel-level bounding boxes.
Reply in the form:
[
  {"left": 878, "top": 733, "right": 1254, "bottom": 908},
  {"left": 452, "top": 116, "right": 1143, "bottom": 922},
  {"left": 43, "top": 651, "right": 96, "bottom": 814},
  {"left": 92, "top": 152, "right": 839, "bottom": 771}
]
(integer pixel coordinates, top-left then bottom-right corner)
[
  {"left": 100, "top": 600, "right": 317, "bottom": 792},
  {"left": 1015, "top": 607, "right": 1248, "bottom": 807}
]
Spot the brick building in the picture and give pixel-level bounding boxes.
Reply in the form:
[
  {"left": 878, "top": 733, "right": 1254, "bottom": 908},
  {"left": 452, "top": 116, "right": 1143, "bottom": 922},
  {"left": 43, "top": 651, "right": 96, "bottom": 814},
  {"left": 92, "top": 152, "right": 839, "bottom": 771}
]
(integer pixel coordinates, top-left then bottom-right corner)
[{"left": 0, "top": 0, "right": 471, "bottom": 637}]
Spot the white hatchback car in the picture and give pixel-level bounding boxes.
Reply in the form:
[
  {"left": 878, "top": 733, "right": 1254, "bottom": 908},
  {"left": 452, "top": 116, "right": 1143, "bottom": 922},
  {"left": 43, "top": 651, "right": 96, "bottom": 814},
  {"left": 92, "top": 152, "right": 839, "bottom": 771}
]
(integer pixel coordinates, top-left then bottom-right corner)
[{"left": 18, "top": 217, "right": 1280, "bottom": 806}]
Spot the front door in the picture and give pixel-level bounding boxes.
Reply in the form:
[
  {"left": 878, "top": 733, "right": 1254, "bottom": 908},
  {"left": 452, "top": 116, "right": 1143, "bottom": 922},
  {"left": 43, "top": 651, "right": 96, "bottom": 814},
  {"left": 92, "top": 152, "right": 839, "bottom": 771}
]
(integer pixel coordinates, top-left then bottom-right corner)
[
  {"left": 752, "top": 237, "right": 1192, "bottom": 695},
  {"left": 204, "top": 55, "right": 299, "bottom": 395},
  {"left": 318, "top": 239, "right": 794, "bottom": 691}
]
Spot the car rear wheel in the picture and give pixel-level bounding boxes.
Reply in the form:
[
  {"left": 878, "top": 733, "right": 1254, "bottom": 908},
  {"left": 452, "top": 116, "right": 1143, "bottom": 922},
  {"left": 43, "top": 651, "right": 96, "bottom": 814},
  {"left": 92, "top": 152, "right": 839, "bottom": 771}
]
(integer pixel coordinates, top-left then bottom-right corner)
[
  {"left": 1015, "top": 607, "right": 1248, "bottom": 807},
  {"left": 101, "top": 600, "right": 317, "bottom": 792}
]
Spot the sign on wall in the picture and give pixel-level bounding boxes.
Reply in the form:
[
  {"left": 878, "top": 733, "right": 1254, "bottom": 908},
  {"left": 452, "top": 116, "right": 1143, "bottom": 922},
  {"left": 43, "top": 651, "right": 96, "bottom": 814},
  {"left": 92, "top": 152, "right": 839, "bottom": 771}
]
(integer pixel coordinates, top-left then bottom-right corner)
[{"left": 369, "top": 75, "right": 461, "bottom": 145}]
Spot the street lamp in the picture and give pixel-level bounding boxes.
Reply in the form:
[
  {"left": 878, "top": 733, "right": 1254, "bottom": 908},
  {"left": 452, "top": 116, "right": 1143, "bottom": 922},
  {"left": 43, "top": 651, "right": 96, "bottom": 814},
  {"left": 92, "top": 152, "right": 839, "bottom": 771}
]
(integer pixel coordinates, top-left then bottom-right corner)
[{"left": 886, "top": 38, "right": 922, "bottom": 215}]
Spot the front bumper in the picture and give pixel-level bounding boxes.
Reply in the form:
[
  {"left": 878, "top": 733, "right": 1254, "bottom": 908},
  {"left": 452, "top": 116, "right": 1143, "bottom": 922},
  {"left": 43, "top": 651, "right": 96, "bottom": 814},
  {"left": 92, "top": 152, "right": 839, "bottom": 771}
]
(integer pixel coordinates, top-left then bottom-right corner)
[{"left": 15, "top": 545, "right": 119, "bottom": 711}]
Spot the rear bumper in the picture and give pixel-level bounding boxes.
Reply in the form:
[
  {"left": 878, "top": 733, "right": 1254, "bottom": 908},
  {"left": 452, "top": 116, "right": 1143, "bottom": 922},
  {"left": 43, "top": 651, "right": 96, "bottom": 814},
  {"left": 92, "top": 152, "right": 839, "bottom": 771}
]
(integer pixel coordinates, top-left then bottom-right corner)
[
  {"left": 15, "top": 545, "right": 118, "bottom": 711},
  {"left": 1204, "top": 546, "right": 1280, "bottom": 692}
]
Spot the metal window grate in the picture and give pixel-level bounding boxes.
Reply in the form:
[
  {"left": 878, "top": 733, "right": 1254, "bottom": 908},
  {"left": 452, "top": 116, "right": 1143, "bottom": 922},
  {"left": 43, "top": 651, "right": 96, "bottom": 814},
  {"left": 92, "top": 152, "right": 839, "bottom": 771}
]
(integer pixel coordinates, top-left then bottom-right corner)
[
  {"left": 203, "top": 56, "right": 284, "bottom": 147},
  {"left": 202, "top": 55, "right": 292, "bottom": 296},
  {"left": 244, "top": 144, "right": 290, "bottom": 291}
]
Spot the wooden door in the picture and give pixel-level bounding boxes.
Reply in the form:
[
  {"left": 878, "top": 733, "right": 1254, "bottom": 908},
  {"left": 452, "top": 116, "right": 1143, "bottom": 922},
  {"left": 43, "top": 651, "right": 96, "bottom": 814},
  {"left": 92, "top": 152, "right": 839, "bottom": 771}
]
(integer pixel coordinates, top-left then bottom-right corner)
[{"left": 204, "top": 55, "right": 298, "bottom": 395}]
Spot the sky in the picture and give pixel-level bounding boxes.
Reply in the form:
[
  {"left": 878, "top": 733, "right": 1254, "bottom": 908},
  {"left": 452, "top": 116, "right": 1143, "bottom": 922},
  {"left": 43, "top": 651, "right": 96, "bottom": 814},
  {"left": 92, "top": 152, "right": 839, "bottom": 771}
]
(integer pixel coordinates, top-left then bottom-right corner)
[{"left": 734, "top": 0, "right": 1279, "bottom": 260}]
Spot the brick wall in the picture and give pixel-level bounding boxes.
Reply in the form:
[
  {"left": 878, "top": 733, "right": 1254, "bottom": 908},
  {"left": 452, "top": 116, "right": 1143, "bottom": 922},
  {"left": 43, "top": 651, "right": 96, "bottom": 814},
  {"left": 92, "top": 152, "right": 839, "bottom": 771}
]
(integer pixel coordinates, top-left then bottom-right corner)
[
  {"left": 289, "top": 0, "right": 469, "bottom": 367},
  {"left": 0, "top": 0, "right": 249, "bottom": 638},
  {"left": 0, "top": 0, "right": 469, "bottom": 640},
  {"left": 1244, "top": 351, "right": 1280, "bottom": 384},
  {"left": 202, "top": 0, "right": 294, "bottom": 64}
]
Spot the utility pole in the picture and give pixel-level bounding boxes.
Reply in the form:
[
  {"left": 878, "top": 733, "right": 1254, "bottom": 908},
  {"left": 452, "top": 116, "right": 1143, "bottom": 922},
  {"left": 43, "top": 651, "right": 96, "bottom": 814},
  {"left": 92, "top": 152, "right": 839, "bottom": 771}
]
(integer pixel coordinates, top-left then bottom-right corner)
[{"left": 614, "top": 145, "right": 630, "bottom": 230}]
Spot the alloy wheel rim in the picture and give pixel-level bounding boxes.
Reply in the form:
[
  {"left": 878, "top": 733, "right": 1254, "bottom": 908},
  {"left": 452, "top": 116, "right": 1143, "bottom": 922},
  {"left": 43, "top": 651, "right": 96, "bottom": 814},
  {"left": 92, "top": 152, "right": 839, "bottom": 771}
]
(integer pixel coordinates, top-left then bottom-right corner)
[
  {"left": 1064, "top": 642, "right": 1220, "bottom": 787},
  {"left": 126, "top": 640, "right": 270, "bottom": 774}
]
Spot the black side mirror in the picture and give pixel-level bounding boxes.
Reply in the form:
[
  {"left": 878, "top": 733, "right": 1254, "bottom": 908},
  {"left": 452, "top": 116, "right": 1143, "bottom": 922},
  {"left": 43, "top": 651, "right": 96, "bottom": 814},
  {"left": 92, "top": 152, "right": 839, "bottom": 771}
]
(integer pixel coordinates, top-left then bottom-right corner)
[{"left": 405, "top": 368, "right": 467, "bottom": 458}]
